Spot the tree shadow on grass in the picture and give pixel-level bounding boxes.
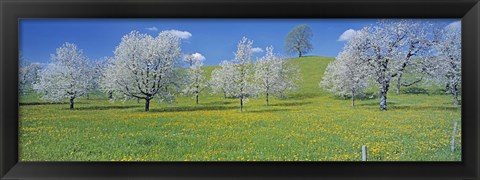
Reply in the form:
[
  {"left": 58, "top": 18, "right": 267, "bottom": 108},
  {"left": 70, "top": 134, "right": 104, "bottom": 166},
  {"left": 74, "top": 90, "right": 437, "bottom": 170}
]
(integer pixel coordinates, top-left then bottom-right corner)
[
  {"left": 431, "top": 88, "right": 448, "bottom": 95},
  {"left": 69, "top": 105, "right": 141, "bottom": 111},
  {"left": 356, "top": 92, "right": 379, "bottom": 100},
  {"left": 390, "top": 105, "right": 460, "bottom": 111},
  {"left": 149, "top": 105, "right": 237, "bottom": 112},
  {"left": 328, "top": 92, "right": 378, "bottom": 101},
  {"left": 247, "top": 109, "right": 290, "bottom": 113},
  {"left": 271, "top": 101, "right": 312, "bottom": 107},
  {"left": 287, "top": 93, "right": 321, "bottom": 100},
  {"left": 402, "top": 87, "right": 430, "bottom": 95},
  {"left": 357, "top": 102, "right": 398, "bottom": 107},
  {"left": 20, "top": 102, "right": 87, "bottom": 106},
  {"left": 203, "top": 101, "right": 233, "bottom": 105},
  {"left": 442, "top": 100, "right": 461, "bottom": 106}
]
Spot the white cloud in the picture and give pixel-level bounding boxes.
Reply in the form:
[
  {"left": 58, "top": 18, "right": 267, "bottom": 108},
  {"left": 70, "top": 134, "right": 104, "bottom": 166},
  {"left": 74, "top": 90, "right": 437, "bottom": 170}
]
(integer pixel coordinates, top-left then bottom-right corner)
[
  {"left": 146, "top": 27, "right": 158, "bottom": 31},
  {"left": 165, "top": 29, "right": 192, "bottom": 39},
  {"left": 31, "top": 62, "right": 48, "bottom": 68},
  {"left": 338, "top": 29, "right": 357, "bottom": 41},
  {"left": 188, "top": 52, "right": 206, "bottom": 61},
  {"left": 445, "top": 21, "right": 461, "bottom": 31},
  {"left": 251, "top": 47, "right": 263, "bottom": 53}
]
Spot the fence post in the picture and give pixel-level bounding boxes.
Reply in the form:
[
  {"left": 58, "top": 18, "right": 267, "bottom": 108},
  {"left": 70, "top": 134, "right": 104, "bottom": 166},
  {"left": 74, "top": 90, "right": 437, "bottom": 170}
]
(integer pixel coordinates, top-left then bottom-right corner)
[
  {"left": 362, "top": 145, "right": 367, "bottom": 161},
  {"left": 451, "top": 122, "right": 458, "bottom": 152}
]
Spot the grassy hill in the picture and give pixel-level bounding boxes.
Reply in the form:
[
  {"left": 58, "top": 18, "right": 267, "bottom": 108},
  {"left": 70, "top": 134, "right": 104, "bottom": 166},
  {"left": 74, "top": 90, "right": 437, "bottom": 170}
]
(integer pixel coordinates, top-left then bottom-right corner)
[{"left": 19, "top": 56, "right": 461, "bottom": 161}]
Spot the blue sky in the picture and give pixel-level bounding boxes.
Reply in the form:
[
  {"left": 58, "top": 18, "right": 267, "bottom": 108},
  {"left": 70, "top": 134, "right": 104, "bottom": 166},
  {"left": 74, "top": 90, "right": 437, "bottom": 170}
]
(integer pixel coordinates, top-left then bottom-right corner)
[{"left": 20, "top": 19, "right": 459, "bottom": 66}]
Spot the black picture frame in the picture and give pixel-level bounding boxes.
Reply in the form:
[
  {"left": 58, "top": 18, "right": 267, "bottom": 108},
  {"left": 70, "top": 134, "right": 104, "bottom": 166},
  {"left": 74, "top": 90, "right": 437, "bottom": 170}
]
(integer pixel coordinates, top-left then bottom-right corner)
[{"left": 1, "top": 0, "right": 479, "bottom": 179}]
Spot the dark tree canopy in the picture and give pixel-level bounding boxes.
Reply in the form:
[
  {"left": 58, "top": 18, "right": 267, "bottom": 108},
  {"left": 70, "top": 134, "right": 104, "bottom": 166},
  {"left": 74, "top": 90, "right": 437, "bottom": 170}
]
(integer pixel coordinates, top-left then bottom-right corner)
[{"left": 285, "top": 24, "right": 313, "bottom": 57}]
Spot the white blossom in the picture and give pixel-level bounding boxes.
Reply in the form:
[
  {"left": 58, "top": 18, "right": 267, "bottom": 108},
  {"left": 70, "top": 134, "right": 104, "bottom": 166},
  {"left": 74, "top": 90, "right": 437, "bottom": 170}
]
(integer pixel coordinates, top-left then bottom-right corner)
[
  {"left": 100, "top": 30, "right": 182, "bottom": 111},
  {"left": 182, "top": 53, "right": 206, "bottom": 104},
  {"left": 209, "top": 60, "right": 237, "bottom": 99},
  {"left": 321, "top": 30, "right": 370, "bottom": 106},
  {"left": 33, "top": 43, "right": 93, "bottom": 109},
  {"left": 355, "top": 20, "right": 436, "bottom": 110},
  {"left": 215, "top": 37, "right": 257, "bottom": 112},
  {"left": 86, "top": 57, "right": 110, "bottom": 97},
  {"left": 254, "top": 46, "right": 300, "bottom": 105},
  {"left": 433, "top": 24, "right": 461, "bottom": 105},
  {"left": 19, "top": 62, "right": 42, "bottom": 94}
]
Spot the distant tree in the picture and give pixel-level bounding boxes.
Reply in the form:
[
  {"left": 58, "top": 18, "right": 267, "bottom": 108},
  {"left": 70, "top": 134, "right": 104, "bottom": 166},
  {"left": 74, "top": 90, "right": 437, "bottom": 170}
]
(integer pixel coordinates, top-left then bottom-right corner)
[
  {"left": 90, "top": 57, "right": 112, "bottom": 98},
  {"left": 254, "top": 46, "right": 300, "bottom": 105},
  {"left": 320, "top": 31, "right": 370, "bottom": 106},
  {"left": 272, "top": 58, "right": 301, "bottom": 99},
  {"left": 183, "top": 53, "right": 206, "bottom": 104},
  {"left": 81, "top": 58, "right": 101, "bottom": 100},
  {"left": 183, "top": 53, "right": 204, "bottom": 66},
  {"left": 33, "top": 43, "right": 93, "bottom": 109},
  {"left": 434, "top": 24, "right": 461, "bottom": 105},
  {"left": 101, "top": 30, "right": 182, "bottom": 111},
  {"left": 209, "top": 60, "right": 237, "bottom": 99},
  {"left": 19, "top": 62, "right": 42, "bottom": 94},
  {"left": 285, "top": 24, "right": 313, "bottom": 57}
]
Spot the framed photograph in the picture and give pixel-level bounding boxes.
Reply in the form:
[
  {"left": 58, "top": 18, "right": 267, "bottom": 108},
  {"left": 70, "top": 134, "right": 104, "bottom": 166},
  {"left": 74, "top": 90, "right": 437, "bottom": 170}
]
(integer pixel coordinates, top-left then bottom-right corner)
[{"left": 1, "top": 0, "right": 479, "bottom": 179}]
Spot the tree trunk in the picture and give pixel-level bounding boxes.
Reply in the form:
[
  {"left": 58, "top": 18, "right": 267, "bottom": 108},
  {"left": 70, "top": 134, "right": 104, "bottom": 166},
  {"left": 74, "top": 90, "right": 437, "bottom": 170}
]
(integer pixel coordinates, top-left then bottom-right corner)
[
  {"left": 69, "top": 97, "right": 74, "bottom": 109},
  {"left": 240, "top": 97, "right": 243, "bottom": 113},
  {"left": 396, "top": 73, "right": 403, "bottom": 95},
  {"left": 266, "top": 92, "right": 269, "bottom": 106},
  {"left": 298, "top": 51, "right": 302, "bottom": 57},
  {"left": 108, "top": 91, "right": 113, "bottom": 99},
  {"left": 195, "top": 86, "right": 199, "bottom": 104},
  {"left": 453, "top": 84, "right": 459, "bottom": 105},
  {"left": 223, "top": 92, "right": 227, "bottom": 99},
  {"left": 137, "top": 98, "right": 140, "bottom": 104},
  {"left": 145, "top": 98, "right": 151, "bottom": 112},
  {"left": 196, "top": 94, "right": 199, "bottom": 105},
  {"left": 351, "top": 90, "right": 355, "bottom": 107},
  {"left": 379, "top": 84, "right": 389, "bottom": 110}
]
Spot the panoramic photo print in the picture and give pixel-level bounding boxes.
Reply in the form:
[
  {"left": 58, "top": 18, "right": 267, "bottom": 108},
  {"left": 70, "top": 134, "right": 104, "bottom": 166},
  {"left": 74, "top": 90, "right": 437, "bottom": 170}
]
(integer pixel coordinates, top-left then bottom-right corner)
[{"left": 19, "top": 19, "right": 461, "bottom": 161}]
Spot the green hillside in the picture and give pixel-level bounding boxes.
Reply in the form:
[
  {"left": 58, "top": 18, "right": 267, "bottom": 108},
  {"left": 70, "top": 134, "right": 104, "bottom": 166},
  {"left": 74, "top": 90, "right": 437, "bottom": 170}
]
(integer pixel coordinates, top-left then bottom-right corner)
[{"left": 19, "top": 56, "right": 461, "bottom": 161}]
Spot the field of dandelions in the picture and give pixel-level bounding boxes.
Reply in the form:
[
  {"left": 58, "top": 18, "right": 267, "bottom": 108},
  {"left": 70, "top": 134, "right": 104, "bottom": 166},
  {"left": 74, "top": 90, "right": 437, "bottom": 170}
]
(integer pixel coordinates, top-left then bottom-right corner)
[{"left": 19, "top": 56, "right": 461, "bottom": 161}]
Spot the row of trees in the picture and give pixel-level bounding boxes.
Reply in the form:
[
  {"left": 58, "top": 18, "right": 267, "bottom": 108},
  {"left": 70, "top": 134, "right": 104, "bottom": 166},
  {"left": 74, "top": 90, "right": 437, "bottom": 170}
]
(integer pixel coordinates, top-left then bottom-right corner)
[
  {"left": 22, "top": 31, "right": 300, "bottom": 112},
  {"left": 209, "top": 38, "right": 300, "bottom": 112},
  {"left": 320, "top": 20, "right": 461, "bottom": 110}
]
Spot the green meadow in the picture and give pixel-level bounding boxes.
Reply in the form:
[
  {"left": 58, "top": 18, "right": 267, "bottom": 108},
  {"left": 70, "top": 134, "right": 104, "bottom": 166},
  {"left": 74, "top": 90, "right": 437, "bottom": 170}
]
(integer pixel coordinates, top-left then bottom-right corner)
[{"left": 19, "top": 56, "right": 461, "bottom": 161}]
